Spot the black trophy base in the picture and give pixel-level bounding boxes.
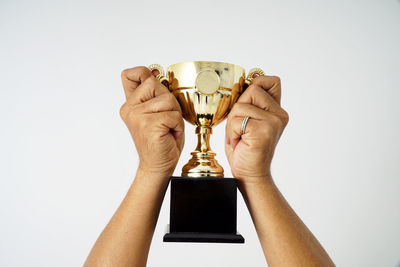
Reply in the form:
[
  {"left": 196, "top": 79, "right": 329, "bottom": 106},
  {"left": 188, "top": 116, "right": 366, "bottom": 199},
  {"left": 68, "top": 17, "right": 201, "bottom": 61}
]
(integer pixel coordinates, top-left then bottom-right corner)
[
  {"left": 164, "top": 176, "right": 244, "bottom": 244},
  {"left": 164, "top": 225, "right": 244, "bottom": 243}
]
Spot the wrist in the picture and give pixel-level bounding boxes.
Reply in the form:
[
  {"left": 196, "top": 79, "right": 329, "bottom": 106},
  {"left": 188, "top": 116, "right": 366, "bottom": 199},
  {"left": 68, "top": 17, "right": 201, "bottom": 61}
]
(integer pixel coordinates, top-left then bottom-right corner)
[
  {"left": 135, "top": 165, "right": 171, "bottom": 188},
  {"left": 137, "top": 163, "right": 174, "bottom": 180},
  {"left": 237, "top": 174, "right": 276, "bottom": 201},
  {"left": 235, "top": 172, "right": 273, "bottom": 188}
]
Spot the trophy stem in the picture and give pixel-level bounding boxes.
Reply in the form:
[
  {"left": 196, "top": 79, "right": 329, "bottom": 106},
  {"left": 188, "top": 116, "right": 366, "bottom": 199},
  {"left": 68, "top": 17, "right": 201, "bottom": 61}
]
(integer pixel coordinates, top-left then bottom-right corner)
[
  {"left": 195, "top": 126, "right": 212, "bottom": 153},
  {"left": 181, "top": 126, "right": 224, "bottom": 178}
]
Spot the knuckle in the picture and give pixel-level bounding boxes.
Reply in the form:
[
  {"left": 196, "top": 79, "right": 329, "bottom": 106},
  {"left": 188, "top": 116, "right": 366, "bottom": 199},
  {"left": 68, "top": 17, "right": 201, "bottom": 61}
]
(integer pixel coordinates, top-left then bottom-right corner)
[
  {"left": 246, "top": 84, "right": 258, "bottom": 94},
  {"left": 121, "top": 68, "right": 129, "bottom": 78},
  {"left": 178, "top": 115, "right": 185, "bottom": 126},
  {"left": 231, "top": 103, "right": 246, "bottom": 116},
  {"left": 144, "top": 76, "right": 159, "bottom": 87},
  {"left": 165, "top": 92, "right": 176, "bottom": 103},
  {"left": 170, "top": 111, "right": 184, "bottom": 126},
  {"left": 271, "top": 76, "right": 281, "bottom": 86},
  {"left": 246, "top": 85, "right": 264, "bottom": 99},
  {"left": 234, "top": 115, "right": 244, "bottom": 126},
  {"left": 170, "top": 110, "right": 181, "bottom": 119},
  {"left": 157, "top": 93, "right": 179, "bottom": 111},
  {"left": 229, "top": 104, "right": 239, "bottom": 116},
  {"left": 119, "top": 103, "right": 128, "bottom": 120},
  {"left": 281, "top": 109, "right": 289, "bottom": 125},
  {"left": 169, "top": 94, "right": 181, "bottom": 111}
]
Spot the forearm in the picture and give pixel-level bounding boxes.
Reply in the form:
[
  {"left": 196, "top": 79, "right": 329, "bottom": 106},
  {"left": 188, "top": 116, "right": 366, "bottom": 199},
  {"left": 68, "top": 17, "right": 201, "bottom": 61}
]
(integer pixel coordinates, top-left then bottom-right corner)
[
  {"left": 240, "top": 177, "right": 334, "bottom": 267},
  {"left": 84, "top": 168, "right": 169, "bottom": 267}
]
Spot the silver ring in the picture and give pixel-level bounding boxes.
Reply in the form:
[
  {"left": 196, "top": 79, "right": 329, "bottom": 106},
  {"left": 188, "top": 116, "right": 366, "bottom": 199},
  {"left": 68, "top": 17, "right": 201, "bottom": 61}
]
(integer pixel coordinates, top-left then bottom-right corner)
[{"left": 241, "top": 116, "right": 250, "bottom": 135}]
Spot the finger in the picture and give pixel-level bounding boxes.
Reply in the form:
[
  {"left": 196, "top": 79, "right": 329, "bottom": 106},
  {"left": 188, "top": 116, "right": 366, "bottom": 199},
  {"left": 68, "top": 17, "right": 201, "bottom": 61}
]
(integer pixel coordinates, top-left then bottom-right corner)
[
  {"left": 228, "top": 103, "right": 270, "bottom": 121},
  {"left": 162, "top": 111, "right": 185, "bottom": 150},
  {"left": 248, "top": 75, "right": 281, "bottom": 105},
  {"left": 121, "top": 66, "right": 152, "bottom": 99},
  {"left": 238, "top": 85, "right": 284, "bottom": 115},
  {"left": 225, "top": 116, "right": 259, "bottom": 149},
  {"left": 127, "top": 76, "right": 170, "bottom": 105},
  {"left": 225, "top": 116, "right": 243, "bottom": 150},
  {"left": 134, "top": 92, "right": 182, "bottom": 114},
  {"left": 153, "top": 111, "right": 185, "bottom": 143},
  {"left": 226, "top": 113, "right": 281, "bottom": 149}
]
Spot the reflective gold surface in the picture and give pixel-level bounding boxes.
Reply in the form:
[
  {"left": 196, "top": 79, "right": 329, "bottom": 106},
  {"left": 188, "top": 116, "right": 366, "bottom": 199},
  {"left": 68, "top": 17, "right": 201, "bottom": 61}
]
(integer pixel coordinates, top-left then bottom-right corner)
[{"left": 149, "top": 61, "right": 262, "bottom": 178}]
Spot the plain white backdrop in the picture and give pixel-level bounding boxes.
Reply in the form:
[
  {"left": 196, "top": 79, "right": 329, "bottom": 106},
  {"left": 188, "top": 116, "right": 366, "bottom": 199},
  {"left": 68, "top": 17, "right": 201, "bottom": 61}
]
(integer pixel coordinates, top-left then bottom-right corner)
[{"left": 1, "top": 0, "right": 399, "bottom": 266}]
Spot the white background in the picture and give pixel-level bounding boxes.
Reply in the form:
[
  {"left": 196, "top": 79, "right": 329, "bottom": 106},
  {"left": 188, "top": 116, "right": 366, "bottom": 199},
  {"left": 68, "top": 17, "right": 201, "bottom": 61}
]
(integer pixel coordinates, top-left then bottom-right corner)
[{"left": 1, "top": 0, "right": 399, "bottom": 266}]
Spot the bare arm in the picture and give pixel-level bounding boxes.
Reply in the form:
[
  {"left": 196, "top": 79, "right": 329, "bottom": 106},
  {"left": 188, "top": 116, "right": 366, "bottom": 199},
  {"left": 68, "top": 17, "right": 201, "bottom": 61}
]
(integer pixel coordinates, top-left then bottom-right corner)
[
  {"left": 84, "top": 170, "right": 168, "bottom": 267},
  {"left": 240, "top": 178, "right": 334, "bottom": 266},
  {"left": 84, "top": 66, "right": 184, "bottom": 266},
  {"left": 225, "top": 75, "right": 334, "bottom": 266}
]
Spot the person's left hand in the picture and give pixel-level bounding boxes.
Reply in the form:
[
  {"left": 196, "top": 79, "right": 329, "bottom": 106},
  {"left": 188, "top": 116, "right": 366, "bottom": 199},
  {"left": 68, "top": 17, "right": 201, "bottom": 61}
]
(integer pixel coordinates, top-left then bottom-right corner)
[{"left": 225, "top": 75, "right": 289, "bottom": 185}]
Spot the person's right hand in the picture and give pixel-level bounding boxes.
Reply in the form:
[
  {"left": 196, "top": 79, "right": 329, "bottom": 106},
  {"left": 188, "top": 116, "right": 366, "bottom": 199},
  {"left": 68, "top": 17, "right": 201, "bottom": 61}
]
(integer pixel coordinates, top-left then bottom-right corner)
[{"left": 120, "top": 66, "right": 185, "bottom": 180}]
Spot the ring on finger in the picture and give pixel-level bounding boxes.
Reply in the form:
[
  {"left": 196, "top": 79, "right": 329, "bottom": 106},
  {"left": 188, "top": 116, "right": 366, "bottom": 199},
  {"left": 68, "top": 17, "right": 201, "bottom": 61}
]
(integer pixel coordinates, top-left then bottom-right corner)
[{"left": 241, "top": 116, "right": 250, "bottom": 135}]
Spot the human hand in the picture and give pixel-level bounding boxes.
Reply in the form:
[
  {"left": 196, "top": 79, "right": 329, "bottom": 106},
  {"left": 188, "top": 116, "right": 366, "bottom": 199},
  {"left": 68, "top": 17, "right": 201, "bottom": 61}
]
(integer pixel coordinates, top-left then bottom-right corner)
[
  {"left": 225, "top": 76, "right": 289, "bottom": 185},
  {"left": 120, "top": 66, "right": 185, "bottom": 180}
]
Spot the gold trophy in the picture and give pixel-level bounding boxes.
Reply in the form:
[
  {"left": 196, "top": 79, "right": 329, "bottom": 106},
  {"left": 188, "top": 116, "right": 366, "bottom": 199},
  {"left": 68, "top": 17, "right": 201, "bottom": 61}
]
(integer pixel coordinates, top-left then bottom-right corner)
[
  {"left": 149, "top": 61, "right": 264, "bottom": 178},
  {"left": 149, "top": 61, "right": 264, "bottom": 243}
]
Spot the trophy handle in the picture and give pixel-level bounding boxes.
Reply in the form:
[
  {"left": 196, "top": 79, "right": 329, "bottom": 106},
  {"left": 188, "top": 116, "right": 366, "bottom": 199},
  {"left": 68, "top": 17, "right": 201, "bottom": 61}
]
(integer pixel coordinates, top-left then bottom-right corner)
[
  {"left": 244, "top": 67, "right": 265, "bottom": 89},
  {"left": 148, "top": 64, "right": 169, "bottom": 87}
]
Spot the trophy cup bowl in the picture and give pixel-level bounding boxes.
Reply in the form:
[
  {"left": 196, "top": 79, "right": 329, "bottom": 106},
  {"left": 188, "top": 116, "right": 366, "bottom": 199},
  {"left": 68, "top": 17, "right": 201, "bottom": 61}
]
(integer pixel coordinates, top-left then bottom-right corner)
[{"left": 149, "top": 61, "right": 263, "bottom": 178}]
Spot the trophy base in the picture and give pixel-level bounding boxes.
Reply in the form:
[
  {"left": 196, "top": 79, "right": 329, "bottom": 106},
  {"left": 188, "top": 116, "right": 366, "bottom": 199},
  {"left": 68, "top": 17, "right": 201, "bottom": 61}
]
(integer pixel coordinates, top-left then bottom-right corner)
[
  {"left": 164, "top": 176, "right": 244, "bottom": 244},
  {"left": 164, "top": 225, "right": 244, "bottom": 243}
]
